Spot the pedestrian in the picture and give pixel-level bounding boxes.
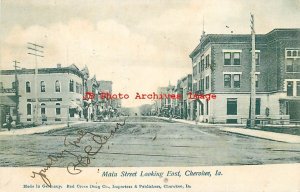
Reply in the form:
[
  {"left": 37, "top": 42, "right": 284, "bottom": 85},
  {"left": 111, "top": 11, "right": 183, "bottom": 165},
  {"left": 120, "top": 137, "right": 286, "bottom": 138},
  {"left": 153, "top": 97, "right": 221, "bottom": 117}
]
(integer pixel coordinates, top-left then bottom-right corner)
[
  {"left": 6, "top": 113, "right": 13, "bottom": 131},
  {"left": 91, "top": 113, "right": 94, "bottom": 121}
]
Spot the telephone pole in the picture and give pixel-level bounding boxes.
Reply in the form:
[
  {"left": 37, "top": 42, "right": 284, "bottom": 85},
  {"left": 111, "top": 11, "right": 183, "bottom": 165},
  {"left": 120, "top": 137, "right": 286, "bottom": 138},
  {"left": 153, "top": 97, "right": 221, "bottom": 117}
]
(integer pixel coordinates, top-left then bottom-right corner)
[
  {"left": 27, "top": 42, "right": 44, "bottom": 125},
  {"left": 249, "top": 13, "right": 256, "bottom": 128},
  {"left": 13, "top": 60, "right": 20, "bottom": 125}
]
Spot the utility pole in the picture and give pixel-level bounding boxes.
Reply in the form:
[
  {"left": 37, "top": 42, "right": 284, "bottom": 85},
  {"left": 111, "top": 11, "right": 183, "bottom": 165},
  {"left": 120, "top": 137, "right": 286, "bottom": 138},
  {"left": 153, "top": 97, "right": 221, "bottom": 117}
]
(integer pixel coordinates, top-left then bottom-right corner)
[
  {"left": 249, "top": 13, "right": 256, "bottom": 128},
  {"left": 27, "top": 42, "right": 44, "bottom": 125},
  {"left": 13, "top": 60, "right": 20, "bottom": 125}
]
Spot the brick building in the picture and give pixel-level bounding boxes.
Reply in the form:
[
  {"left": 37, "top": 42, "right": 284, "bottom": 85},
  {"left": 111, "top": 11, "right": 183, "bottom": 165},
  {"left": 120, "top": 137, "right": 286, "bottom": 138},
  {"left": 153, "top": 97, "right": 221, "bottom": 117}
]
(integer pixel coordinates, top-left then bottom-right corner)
[{"left": 189, "top": 28, "right": 300, "bottom": 123}]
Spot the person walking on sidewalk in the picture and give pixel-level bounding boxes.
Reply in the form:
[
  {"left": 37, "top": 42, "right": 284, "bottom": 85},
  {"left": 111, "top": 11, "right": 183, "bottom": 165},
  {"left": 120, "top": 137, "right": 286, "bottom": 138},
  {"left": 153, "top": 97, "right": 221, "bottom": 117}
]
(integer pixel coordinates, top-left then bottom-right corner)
[{"left": 6, "top": 113, "right": 13, "bottom": 131}]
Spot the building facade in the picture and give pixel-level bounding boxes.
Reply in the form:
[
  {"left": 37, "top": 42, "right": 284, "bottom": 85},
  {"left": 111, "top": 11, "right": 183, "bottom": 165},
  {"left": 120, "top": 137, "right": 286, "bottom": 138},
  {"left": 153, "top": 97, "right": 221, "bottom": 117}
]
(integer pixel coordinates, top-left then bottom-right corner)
[
  {"left": 189, "top": 28, "right": 300, "bottom": 123},
  {"left": 0, "top": 64, "right": 85, "bottom": 125}
]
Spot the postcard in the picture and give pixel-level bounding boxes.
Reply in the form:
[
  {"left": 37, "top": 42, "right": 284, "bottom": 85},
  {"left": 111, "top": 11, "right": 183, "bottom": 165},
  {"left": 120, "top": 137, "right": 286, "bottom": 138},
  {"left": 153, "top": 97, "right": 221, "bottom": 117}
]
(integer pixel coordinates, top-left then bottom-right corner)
[{"left": 0, "top": 0, "right": 300, "bottom": 191}]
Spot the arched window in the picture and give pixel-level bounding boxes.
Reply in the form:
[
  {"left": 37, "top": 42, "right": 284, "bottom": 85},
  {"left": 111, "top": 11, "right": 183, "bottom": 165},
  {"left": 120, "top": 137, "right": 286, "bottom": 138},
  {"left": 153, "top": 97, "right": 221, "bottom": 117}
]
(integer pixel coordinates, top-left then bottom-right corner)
[
  {"left": 56, "top": 103, "right": 61, "bottom": 115},
  {"left": 40, "top": 81, "right": 45, "bottom": 92},
  {"left": 27, "top": 103, "right": 32, "bottom": 115},
  {"left": 55, "top": 80, "right": 60, "bottom": 92},
  {"left": 26, "top": 81, "right": 31, "bottom": 93},
  {"left": 69, "top": 80, "right": 74, "bottom": 92},
  {"left": 41, "top": 103, "right": 46, "bottom": 115}
]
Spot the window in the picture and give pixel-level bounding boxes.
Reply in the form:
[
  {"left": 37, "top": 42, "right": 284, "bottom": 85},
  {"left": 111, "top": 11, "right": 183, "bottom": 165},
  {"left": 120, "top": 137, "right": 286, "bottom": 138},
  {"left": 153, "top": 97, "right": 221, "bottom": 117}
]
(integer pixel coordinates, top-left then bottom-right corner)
[
  {"left": 224, "top": 52, "right": 241, "bottom": 66},
  {"left": 224, "top": 73, "right": 241, "bottom": 88},
  {"left": 193, "top": 83, "right": 197, "bottom": 92},
  {"left": 227, "top": 98, "right": 237, "bottom": 115},
  {"left": 76, "top": 82, "right": 80, "bottom": 93},
  {"left": 41, "top": 103, "right": 46, "bottom": 115},
  {"left": 56, "top": 103, "right": 61, "bottom": 115},
  {"left": 286, "top": 49, "right": 300, "bottom": 72},
  {"left": 40, "top": 81, "right": 45, "bottom": 92},
  {"left": 193, "top": 65, "right": 197, "bottom": 76},
  {"left": 255, "top": 74, "right": 259, "bottom": 88},
  {"left": 287, "top": 81, "right": 293, "bottom": 96},
  {"left": 224, "top": 74, "right": 231, "bottom": 88},
  {"left": 198, "top": 62, "right": 201, "bottom": 73},
  {"left": 286, "top": 49, "right": 300, "bottom": 58},
  {"left": 0, "top": 82, "right": 3, "bottom": 90},
  {"left": 27, "top": 103, "right": 32, "bottom": 115},
  {"left": 233, "top": 74, "right": 240, "bottom": 88},
  {"left": 255, "top": 52, "right": 260, "bottom": 65},
  {"left": 224, "top": 53, "right": 231, "bottom": 65},
  {"left": 200, "top": 78, "right": 204, "bottom": 91},
  {"left": 256, "top": 98, "right": 261, "bottom": 115},
  {"left": 55, "top": 80, "right": 60, "bottom": 92},
  {"left": 201, "top": 56, "right": 205, "bottom": 71},
  {"left": 233, "top": 53, "right": 240, "bottom": 65},
  {"left": 205, "top": 76, "right": 210, "bottom": 89},
  {"left": 26, "top": 81, "right": 31, "bottom": 93},
  {"left": 205, "top": 54, "right": 210, "bottom": 68},
  {"left": 69, "top": 80, "right": 74, "bottom": 92},
  {"left": 297, "top": 82, "right": 300, "bottom": 96},
  {"left": 286, "top": 58, "right": 300, "bottom": 72}
]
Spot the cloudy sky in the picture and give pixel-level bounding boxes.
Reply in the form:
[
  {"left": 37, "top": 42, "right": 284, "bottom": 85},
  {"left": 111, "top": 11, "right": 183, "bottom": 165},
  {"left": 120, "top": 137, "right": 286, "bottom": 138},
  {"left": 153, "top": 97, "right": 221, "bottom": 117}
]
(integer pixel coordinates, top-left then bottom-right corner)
[{"left": 1, "top": 0, "right": 300, "bottom": 107}]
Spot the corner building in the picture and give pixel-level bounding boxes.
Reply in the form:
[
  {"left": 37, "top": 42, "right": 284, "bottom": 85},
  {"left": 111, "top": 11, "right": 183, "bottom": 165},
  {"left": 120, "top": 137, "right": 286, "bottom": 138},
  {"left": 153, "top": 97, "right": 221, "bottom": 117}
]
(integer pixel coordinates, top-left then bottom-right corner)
[
  {"left": 0, "top": 64, "right": 85, "bottom": 125},
  {"left": 189, "top": 28, "right": 300, "bottom": 123}
]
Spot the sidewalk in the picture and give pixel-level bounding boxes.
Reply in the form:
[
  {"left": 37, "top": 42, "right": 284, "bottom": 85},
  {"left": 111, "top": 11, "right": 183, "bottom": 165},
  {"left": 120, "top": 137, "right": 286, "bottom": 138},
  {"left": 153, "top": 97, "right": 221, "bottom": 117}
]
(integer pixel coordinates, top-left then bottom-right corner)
[
  {"left": 155, "top": 116, "right": 300, "bottom": 143},
  {"left": 220, "top": 127, "right": 300, "bottom": 143},
  {"left": 0, "top": 121, "right": 84, "bottom": 136}
]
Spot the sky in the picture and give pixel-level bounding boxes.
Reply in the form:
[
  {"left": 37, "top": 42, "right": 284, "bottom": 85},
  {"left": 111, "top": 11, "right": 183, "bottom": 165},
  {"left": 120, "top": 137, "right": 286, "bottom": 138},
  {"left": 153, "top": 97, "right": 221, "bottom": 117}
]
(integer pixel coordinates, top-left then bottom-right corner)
[{"left": 1, "top": 0, "right": 300, "bottom": 107}]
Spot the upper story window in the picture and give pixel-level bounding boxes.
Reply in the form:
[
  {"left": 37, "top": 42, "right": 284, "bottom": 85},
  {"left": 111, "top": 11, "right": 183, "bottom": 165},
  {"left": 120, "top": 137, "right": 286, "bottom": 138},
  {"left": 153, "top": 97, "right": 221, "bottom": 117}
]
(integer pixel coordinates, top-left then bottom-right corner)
[
  {"left": 287, "top": 81, "right": 294, "bottom": 96},
  {"left": 69, "top": 80, "right": 74, "bottom": 92},
  {"left": 201, "top": 56, "right": 205, "bottom": 71},
  {"left": 192, "top": 82, "right": 197, "bottom": 92},
  {"left": 233, "top": 74, "right": 240, "bottom": 88},
  {"left": 205, "top": 54, "right": 210, "bottom": 68},
  {"left": 55, "top": 80, "right": 60, "bottom": 92},
  {"left": 224, "top": 53, "right": 231, "bottom": 65},
  {"left": 193, "top": 65, "right": 197, "bottom": 76},
  {"left": 224, "top": 74, "right": 231, "bottom": 88},
  {"left": 199, "top": 78, "right": 204, "bottom": 91},
  {"left": 286, "top": 49, "right": 300, "bottom": 73},
  {"left": 26, "top": 81, "right": 31, "bottom": 93},
  {"left": 255, "top": 74, "right": 259, "bottom": 88},
  {"left": 0, "top": 82, "right": 3, "bottom": 90},
  {"left": 286, "top": 49, "right": 300, "bottom": 58},
  {"left": 40, "top": 81, "right": 45, "bottom": 92},
  {"left": 297, "top": 82, "right": 300, "bottom": 96},
  {"left": 223, "top": 51, "right": 241, "bottom": 66},
  {"left": 224, "top": 73, "right": 241, "bottom": 88},
  {"left": 255, "top": 52, "right": 260, "bottom": 65},
  {"left": 205, "top": 76, "right": 210, "bottom": 90},
  {"left": 76, "top": 82, "right": 80, "bottom": 93},
  {"left": 233, "top": 53, "right": 240, "bottom": 65}
]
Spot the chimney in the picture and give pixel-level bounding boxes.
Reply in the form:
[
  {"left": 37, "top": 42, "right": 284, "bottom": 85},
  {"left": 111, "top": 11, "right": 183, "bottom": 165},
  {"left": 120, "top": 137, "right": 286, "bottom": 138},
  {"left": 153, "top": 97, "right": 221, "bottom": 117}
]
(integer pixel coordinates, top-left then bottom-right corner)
[{"left": 57, "top": 64, "right": 61, "bottom": 68}]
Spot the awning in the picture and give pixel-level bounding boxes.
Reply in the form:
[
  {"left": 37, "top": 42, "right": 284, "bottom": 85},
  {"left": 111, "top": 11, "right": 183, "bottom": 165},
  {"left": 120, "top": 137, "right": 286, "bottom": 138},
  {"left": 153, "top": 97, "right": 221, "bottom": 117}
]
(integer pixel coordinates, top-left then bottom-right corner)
[
  {"left": 69, "top": 101, "right": 82, "bottom": 110},
  {"left": 0, "top": 96, "right": 17, "bottom": 107}
]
